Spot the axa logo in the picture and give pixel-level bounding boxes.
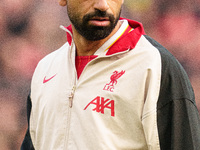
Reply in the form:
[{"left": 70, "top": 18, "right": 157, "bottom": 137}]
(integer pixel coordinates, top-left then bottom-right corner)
[
  {"left": 103, "top": 70, "right": 125, "bottom": 92},
  {"left": 84, "top": 96, "right": 115, "bottom": 117}
]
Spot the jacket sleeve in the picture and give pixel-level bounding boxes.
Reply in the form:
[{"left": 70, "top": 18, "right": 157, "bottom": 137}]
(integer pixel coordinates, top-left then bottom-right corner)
[
  {"left": 21, "top": 93, "right": 35, "bottom": 150},
  {"left": 144, "top": 35, "right": 200, "bottom": 150}
]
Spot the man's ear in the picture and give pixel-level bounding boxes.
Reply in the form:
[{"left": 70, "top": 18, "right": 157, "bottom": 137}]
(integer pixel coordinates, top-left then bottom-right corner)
[{"left": 59, "top": 0, "right": 67, "bottom": 6}]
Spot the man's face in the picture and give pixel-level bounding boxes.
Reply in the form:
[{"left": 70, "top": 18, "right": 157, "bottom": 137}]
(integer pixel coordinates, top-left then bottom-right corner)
[{"left": 66, "top": 0, "right": 124, "bottom": 41}]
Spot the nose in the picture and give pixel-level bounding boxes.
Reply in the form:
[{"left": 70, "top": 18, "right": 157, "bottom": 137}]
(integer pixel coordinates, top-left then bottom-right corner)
[{"left": 94, "top": 0, "right": 109, "bottom": 12}]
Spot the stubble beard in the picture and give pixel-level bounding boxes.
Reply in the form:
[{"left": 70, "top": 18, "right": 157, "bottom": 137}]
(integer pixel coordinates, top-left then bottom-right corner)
[{"left": 67, "top": 9, "right": 121, "bottom": 41}]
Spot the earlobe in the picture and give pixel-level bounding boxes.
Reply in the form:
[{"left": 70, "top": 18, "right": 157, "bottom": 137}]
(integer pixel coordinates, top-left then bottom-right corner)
[{"left": 59, "top": 0, "right": 67, "bottom": 6}]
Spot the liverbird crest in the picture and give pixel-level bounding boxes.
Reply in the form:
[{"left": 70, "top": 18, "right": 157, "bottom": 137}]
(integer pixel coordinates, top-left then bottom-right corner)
[{"left": 103, "top": 70, "right": 125, "bottom": 92}]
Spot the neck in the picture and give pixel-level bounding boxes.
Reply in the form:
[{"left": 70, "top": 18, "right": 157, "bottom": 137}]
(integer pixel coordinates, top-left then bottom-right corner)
[{"left": 73, "top": 21, "right": 121, "bottom": 56}]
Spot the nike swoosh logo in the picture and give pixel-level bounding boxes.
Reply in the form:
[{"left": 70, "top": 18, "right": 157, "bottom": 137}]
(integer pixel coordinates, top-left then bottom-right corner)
[{"left": 43, "top": 74, "right": 57, "bottom": 83}]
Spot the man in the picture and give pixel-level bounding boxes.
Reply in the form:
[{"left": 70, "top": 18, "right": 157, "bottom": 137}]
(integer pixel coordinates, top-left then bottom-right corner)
[{"left": 21, "top": 0, "right": 200, "bottom": 149}]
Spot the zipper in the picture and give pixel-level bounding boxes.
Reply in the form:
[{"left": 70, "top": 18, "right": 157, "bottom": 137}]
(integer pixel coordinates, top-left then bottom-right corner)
[
  {"left": 68, "top": 37, "right": 77, "bottom": 108},
  {"left": 64, "top": 85, "right": 76, "bottom": 149}
]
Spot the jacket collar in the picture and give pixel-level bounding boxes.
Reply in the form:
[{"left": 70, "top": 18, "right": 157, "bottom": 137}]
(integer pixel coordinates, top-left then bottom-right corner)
[{"left": 61, "top": 18, "right": 145, "bottom": 56}]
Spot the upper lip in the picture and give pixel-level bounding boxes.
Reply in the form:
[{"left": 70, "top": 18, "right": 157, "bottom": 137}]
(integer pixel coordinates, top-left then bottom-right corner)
[{"left": 90, "top": 17, "right": 109, "bottom": 21}]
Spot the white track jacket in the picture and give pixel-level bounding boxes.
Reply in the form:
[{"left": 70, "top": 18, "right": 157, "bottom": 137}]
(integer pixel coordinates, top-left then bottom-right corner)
[{"left": 21, "top": 18, "right": 200, "bottom": 150}]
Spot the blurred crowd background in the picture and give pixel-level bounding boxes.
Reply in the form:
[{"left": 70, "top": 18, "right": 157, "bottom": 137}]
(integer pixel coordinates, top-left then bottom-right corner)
[{"left": 0, "top": 0, "right": 200, "bottom": 149}]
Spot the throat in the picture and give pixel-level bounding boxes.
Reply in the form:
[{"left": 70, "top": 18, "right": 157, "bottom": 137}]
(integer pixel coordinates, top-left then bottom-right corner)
[{"left": 75, "top": 40, "right": 105, "bottom": 56}]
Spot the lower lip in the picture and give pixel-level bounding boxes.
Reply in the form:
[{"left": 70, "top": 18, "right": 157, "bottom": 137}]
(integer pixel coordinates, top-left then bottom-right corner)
[{"left": 89, "top": 20, "right": 110, "bottom": 26}]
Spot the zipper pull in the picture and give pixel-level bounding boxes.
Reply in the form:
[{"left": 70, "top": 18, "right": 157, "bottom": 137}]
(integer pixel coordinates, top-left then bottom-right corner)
[
  {"left": 69, "top": 86, "right": 76, "bottom": 108},
  {"left": 69, "top": 93, "right": 73, "bottom": 108}
]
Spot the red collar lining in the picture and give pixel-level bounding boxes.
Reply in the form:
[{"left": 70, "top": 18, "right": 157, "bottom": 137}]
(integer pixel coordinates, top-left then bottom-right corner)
[{"left": 65, "top": 18, "right": 145, "bottom": 54}]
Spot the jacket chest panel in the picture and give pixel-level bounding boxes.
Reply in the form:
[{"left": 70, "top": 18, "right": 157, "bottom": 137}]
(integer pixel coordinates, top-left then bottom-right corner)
[{"left": 30, "top": 42, "right": 162, "bottom": 149}]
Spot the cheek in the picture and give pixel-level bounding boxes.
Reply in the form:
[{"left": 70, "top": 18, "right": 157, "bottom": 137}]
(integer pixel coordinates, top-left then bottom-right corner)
[
  {"left": 67, "top": 2, "right": 81, "bottom": 18},
  {"left": 108, "top": 2, "right": 122, "bottom": 17},
  {"left": 69, "top": 1, "right": 92, "bottom": 17}
]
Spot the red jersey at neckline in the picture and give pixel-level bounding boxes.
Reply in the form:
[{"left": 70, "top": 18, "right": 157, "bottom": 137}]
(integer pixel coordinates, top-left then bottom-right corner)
[{"left": 75, "top": 55, "right": 97, "bottom": 79}]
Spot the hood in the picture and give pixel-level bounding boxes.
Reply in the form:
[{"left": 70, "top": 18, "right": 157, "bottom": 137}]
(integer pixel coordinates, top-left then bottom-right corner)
[{"left": 60, "top": 18, "right": 145, "bottom": 55}]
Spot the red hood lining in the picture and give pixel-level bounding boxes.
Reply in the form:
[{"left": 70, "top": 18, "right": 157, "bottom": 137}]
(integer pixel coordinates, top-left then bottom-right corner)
[{"left": 64, "top": 18, "right": 145, "bottom": 55}]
